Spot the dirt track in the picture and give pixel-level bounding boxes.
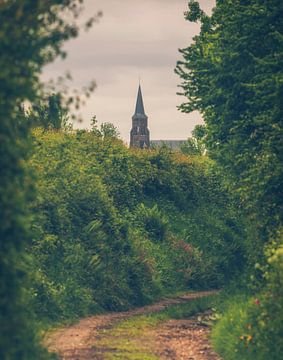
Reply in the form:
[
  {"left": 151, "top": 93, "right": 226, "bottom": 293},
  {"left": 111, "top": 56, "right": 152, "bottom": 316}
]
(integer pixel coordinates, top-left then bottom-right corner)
[{"left": 45, "top": 290, "right": 220, "bottom": 360}]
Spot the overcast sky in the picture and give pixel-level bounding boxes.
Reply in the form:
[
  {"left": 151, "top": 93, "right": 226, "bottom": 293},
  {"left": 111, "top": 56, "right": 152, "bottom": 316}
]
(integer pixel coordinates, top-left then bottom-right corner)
[{"left": 43, "top": 0, "right": 215, "bottom": 143}]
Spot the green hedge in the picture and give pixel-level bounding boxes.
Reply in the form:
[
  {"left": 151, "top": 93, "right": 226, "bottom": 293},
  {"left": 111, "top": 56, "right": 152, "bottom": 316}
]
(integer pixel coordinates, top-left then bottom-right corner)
[{"left": 29, "top": 129, "right": 246, "bottom": 323}]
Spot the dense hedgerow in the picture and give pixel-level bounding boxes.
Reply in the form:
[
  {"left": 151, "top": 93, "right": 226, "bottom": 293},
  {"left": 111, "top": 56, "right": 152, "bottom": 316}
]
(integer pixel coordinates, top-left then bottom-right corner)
[{"left": 28, "top": 128, "right": 247, "bottom": 323}]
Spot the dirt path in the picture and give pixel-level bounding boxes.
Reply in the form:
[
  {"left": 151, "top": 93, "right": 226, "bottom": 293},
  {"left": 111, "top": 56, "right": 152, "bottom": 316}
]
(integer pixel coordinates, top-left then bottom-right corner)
[
  {"left": 154, "top": 312, "right": 220, "bottom": 360},
  {"left": 45, "top": 290, "right": 220, "bottom": 360}
]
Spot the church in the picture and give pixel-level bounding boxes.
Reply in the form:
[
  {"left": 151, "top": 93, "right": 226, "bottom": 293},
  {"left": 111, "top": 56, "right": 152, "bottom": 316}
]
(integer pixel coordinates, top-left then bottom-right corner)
[{"left": 130, "top": 84, "right": 186, "bottom": 149}]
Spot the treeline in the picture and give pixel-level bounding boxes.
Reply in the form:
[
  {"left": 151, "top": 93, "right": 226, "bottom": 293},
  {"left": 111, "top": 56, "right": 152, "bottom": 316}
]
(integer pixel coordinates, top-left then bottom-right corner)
[
  {"left": 176, "top": 1, "right": 282, "bottom": 359},
  {"left": 28, "top": 127, "right": 245, "bottom": 323}
]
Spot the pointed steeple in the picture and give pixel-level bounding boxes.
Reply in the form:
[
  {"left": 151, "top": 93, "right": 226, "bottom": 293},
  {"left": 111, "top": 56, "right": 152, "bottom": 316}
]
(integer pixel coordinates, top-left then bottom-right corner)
[
  {"left": 130, "top": 83, "right": 150, "bottom": 148},
  {"left": 134, "top": 85, "right": 145, "bottom": 115}
]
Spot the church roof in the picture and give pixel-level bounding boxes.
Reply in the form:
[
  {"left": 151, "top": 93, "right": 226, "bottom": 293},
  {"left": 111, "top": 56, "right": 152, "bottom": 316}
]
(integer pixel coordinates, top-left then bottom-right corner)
[
  {"left": 134, "top": 85, "right": 146, "bottom": 115},
  {"left": 150, "top": 140, "right": 186, "bottom": 150}
]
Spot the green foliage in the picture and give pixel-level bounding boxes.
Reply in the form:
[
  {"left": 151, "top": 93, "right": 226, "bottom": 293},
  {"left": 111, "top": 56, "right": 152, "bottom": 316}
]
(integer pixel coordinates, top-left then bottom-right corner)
[
  {"left": 30, "top": 130, "right": 158, "bottom": 317},
  {"left": 212, "top": 251, "right": 283, "bottom": 360},
  {"left": 29, "top": 129, "right": 245, "bottom": 324},
  {"left": 177, "top": 2, "right": 283, "bottom": 357},
  {"left": 90, "top": 116, "right": 120, "bottom": 139},
  {"left": 192, "top": 124, "right": 206, "bottom": 141},
  {"left": 100, "top": 122, "right": 121, "bottom": 139},
  {"left": 27, "top": 93, "right": 70, "bottom": 130},
  {"left": 135, "top": 204, "right": 169, "bottom": 242},
  {"left": 0, "top": 0, "right": 92, "bottom": 358},
  {"left": 180, "top": 138, "right": 203, "bottom": 156},
  {"left": 212, "top": 294, "right": 252, "bottom": 359},
  {"left": 176, "top": 0, "right": 283, "bottom": 231},
  {"left": 180, "top": 125, "right": 207, "bottom": 156}
]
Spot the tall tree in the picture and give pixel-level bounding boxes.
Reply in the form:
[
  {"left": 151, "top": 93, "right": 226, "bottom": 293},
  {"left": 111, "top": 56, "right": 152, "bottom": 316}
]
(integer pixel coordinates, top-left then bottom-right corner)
[
  {"left": 176, "top": 0, "right": 283, "bottom": 233},
  {"left": 0, "top": 1, "right": 95, "bottom": 358}
]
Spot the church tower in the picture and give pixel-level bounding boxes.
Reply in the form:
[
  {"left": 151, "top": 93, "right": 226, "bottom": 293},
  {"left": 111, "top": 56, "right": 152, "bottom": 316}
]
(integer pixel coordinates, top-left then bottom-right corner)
[{"left": 130, "top": 84, "right": 150, "bottom": 148}]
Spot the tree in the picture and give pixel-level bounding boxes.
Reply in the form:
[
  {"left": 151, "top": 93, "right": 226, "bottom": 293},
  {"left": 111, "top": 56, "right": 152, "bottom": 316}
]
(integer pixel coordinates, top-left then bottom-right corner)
[
  {"left": 176, "top": 0, "right": 283, "bottom": 232},
  {"left": 90, "top": 116, "right": 120, "bottom": 139},
  {"left": 181, "top": 124, "right": 206, "bottom": 155},
  {"left": 0, "top": 1, "right": 96, "bottom": 357},
  {"left": 28, "top": 93, "right": 70, "bottom": 130},
  {"left": 176, "top": 3, "right": 283, "bottom": 357},
  {"left": 100, "top": 122, "right": 120, "bottom": 139}
]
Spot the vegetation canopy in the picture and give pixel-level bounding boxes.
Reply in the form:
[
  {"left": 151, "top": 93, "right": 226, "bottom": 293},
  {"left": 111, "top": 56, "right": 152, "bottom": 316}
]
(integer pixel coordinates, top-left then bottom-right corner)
[
  {"left": 176, "top": 1, "right": 283, "bottom": 358},
  {"left": 0, "top": 0, "right": 99, "bottom": 358}
]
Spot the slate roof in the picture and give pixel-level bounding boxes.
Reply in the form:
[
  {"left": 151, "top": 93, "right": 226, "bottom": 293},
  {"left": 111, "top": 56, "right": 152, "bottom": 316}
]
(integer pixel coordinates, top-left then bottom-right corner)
[
  {"left": 134, "top": 85, "right": 146, "bottom": 115},
  {"left": 150, "top": 140, "right": 186, "bottom": 150}
]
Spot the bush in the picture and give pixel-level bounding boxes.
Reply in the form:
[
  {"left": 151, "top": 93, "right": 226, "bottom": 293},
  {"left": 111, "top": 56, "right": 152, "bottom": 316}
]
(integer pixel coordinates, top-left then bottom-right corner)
[
  {"left": 28, "top": 128, "right": 246, "bottom": 323},
  {"left": 212, "top": 237, "right": 283, "bottom": 360},
  {"left": 135, "top": 204, "right": 169, "bottom": 242}
]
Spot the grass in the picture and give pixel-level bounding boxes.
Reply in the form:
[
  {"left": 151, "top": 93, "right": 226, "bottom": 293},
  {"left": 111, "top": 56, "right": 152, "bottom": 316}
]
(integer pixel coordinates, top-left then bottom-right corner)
[
  {"left": 211, "top": 294, "right": 251, "bottom": 359},
  {"left": 211, "top": 290, "right": 283, "bottom": 360},
  {"left": 92, "top": 294, "right": 218, "bottom": 360}
]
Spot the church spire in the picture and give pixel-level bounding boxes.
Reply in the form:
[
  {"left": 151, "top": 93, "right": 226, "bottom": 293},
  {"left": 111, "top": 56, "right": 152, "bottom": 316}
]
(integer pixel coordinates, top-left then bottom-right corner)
[
  {"left": 130, "top": 83, "right": 150, "bottom": 148},
  {"left": 134, "top": 84, "right": 145, "bottom": 115}
]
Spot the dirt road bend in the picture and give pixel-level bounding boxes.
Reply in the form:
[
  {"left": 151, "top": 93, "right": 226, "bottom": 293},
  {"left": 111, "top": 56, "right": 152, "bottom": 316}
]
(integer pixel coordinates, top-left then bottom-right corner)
[{"left": 45, "top": 290, "right": 220, "bottom": 360}]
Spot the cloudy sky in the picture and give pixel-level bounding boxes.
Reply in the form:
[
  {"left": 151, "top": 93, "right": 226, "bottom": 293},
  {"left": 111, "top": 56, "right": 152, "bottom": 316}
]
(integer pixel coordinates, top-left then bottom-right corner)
[{"left": 43, "top": 0, "right": 215, "bottom": 143}]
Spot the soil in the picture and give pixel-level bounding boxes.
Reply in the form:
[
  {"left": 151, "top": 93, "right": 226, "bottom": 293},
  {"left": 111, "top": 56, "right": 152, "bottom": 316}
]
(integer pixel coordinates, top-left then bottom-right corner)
[
  {"left": 45, "top": 290, "right": 220, "bottom": 360},
  {"left": 154, "top": 313, "right": 220, "bottom": 360}
]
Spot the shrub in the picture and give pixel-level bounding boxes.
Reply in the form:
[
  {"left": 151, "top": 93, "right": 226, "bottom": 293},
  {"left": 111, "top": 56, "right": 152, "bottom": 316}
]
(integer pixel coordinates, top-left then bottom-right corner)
[
  {"left": 135, "top": 204, "right": 169, "bottom": 242},
  {"left": 212, "top": 236, "right": 283, "bottom": 360},
  {"left": 28, "top": 128, "right": 245, "bottom": 323}
]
